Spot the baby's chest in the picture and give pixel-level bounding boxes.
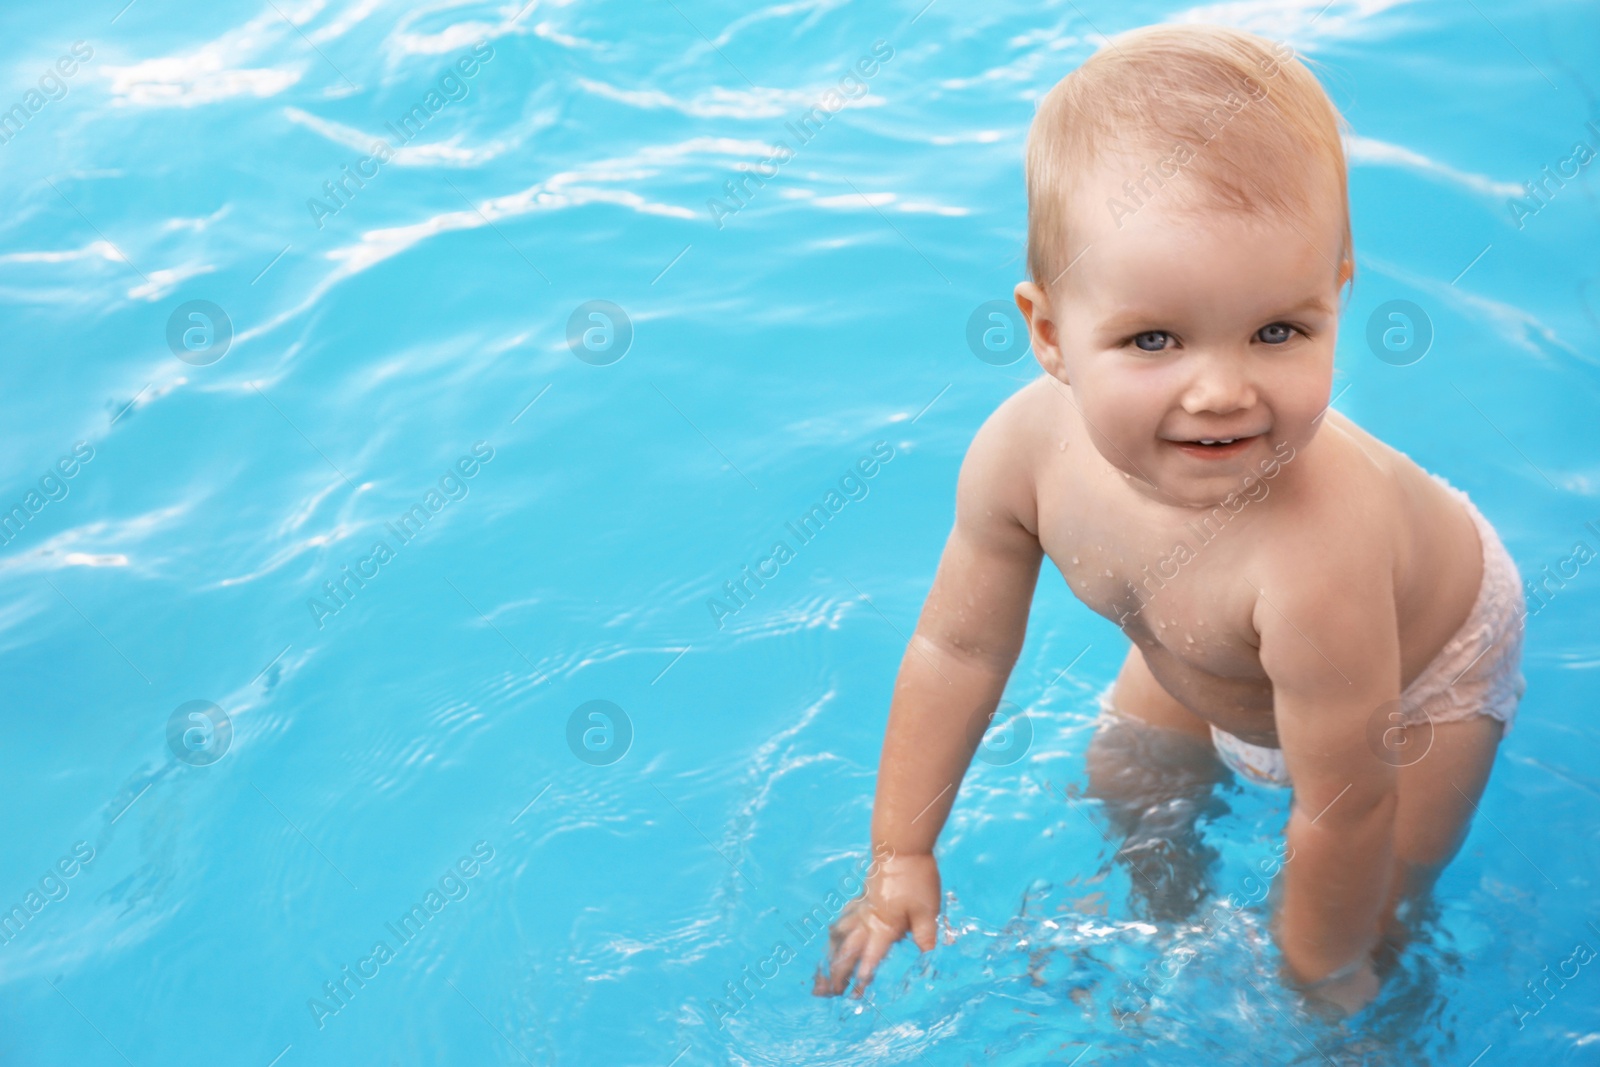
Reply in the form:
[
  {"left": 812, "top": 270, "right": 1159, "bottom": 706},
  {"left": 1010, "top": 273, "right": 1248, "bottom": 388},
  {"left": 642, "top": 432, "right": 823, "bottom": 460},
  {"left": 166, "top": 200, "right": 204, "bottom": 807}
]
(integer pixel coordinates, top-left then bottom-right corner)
[{"left": 1040, "top": 511, "right": 1267, "bottom": 678}]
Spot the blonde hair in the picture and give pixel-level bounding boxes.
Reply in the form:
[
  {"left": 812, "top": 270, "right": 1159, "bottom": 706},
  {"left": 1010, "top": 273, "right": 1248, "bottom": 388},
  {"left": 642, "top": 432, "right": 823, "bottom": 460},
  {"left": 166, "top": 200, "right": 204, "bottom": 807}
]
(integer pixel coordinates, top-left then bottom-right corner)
[{"left": 1025, "top": 24, "right": 1353, "bottom": 292}]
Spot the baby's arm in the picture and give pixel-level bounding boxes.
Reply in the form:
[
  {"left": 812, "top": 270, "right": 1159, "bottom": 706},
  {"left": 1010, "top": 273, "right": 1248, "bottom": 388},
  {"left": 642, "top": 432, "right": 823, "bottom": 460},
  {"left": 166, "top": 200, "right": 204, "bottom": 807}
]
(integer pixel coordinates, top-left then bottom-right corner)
[
  {"left": 814, "top": 401, "right": 1044, "bottom": 997},
  {"left": 1257, "top": 520, "right": 1402, "bottom": 1012}
]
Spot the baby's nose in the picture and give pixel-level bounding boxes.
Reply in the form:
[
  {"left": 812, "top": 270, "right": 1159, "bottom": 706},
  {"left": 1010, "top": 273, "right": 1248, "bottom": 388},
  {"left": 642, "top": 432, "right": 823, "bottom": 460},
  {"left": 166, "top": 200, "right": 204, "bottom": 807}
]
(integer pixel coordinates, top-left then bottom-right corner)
[{"left": 1180, "top": 354, "right": 1256, "bottom": 414}]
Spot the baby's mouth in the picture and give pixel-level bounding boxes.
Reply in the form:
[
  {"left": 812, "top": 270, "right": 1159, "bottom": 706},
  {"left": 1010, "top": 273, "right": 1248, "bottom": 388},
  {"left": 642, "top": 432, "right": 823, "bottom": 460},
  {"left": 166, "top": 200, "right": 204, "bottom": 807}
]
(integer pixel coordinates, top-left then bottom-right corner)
[{"left": 1168, "top": 433, "right": 1263, "bottom": 458}]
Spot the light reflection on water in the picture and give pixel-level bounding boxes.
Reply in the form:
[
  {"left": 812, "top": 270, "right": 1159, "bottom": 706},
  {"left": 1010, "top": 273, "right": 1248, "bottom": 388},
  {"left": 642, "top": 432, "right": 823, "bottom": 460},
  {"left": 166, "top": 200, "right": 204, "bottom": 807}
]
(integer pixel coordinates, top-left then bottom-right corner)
[{"left": 0, "top": 0, "right": 1595, "bottom": 1063}]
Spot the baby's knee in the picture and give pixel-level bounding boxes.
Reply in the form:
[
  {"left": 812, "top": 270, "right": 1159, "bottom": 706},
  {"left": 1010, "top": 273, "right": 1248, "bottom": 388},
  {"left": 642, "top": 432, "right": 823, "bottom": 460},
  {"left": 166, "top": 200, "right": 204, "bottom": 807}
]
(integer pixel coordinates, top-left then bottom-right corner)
[{"left": 1393, "top": 821, "right": 1465, "bottom": 878}]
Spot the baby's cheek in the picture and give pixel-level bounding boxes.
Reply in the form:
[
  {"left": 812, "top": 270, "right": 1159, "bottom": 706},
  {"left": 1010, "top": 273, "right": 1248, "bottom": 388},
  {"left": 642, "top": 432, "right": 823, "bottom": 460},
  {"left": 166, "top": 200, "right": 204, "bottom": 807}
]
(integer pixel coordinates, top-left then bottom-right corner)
[
  {"left": 1081, "top": 398, "right": 1145, "bottom": 457},
  {"left": 1089, "top": 388, "right": 1160, "bottom": 440}
]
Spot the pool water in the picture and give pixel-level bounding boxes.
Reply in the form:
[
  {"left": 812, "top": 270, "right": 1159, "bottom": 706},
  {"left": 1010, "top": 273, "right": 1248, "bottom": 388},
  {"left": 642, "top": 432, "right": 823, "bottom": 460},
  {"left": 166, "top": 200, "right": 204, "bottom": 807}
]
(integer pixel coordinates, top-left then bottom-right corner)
[{"left": 1, "top": 0, "right": 1597, "bottom": 1063}]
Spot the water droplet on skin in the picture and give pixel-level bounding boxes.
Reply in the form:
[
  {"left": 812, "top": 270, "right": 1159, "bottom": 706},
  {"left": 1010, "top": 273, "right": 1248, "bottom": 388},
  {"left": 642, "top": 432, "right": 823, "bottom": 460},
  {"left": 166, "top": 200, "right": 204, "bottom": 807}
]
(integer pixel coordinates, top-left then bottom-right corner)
[
  {"left": 1071, "top": 556, "right": 1079, "bottom": 565},
  {"left": 1103, "top": 569, "right": 1112, "bottom": 577}
]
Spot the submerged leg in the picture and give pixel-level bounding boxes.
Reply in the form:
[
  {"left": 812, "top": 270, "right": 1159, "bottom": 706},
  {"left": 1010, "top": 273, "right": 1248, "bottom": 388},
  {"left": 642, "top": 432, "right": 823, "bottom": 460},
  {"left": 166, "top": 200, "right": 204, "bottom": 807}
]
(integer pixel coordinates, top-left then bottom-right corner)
[
  {"left": 1373, "top": 715, "right": 1504, "bottom": 973},
  {"left": 1080, "top": 648, "right": 1232, "bottom": 922}
]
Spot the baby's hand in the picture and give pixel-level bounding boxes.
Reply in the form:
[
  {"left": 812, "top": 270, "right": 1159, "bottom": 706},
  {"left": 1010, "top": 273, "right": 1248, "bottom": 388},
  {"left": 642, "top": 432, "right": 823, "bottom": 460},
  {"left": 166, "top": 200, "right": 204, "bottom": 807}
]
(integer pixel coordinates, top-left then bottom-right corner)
[{"left": 813, "top": 852, "right": 940, "bottom": 998}]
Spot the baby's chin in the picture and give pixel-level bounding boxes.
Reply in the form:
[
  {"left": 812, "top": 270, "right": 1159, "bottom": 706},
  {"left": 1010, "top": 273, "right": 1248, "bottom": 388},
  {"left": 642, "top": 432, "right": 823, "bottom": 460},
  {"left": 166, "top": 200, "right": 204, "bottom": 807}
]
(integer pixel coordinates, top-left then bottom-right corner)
[{"left": 1101, "top": 444, "right": 1280, "bottom": 509}]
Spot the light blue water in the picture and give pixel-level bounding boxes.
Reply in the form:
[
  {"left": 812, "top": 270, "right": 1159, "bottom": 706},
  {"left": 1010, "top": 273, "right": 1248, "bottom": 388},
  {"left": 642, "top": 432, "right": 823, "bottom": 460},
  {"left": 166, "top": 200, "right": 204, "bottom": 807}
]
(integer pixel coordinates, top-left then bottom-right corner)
[{"left": 1, "top": 1, "right": 1597, "bottom": 1063}]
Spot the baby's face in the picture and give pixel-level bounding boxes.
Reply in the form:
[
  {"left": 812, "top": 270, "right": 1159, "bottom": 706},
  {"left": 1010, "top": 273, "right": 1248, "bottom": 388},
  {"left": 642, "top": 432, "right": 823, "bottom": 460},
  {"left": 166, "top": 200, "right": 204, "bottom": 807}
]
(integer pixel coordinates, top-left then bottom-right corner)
[{"left": 1020, "top": 163, "right": 1348, "bottom": 509}]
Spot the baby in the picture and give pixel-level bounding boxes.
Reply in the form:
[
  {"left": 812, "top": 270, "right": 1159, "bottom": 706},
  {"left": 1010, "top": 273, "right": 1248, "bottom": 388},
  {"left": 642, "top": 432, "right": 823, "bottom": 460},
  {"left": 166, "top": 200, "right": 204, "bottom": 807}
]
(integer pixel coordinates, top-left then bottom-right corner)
[{"left": 814, "top": 24, "right": 1526, "bottom": 1015}]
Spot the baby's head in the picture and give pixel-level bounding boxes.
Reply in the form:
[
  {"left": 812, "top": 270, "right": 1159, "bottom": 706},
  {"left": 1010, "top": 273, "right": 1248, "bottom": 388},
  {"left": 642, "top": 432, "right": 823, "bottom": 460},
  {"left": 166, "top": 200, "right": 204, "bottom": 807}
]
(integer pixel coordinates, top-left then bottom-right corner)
[{"left": 1016, "top": 24, "right": 1353, "bottom": 508}]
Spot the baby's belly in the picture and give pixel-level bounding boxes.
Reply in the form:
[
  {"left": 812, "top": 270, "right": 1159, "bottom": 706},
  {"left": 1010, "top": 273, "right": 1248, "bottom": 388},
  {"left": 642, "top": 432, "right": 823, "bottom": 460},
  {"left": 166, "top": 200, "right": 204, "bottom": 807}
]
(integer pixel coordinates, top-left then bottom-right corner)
[{"left": 1140, "top": 640, "right": 1281, "bottom": 746}]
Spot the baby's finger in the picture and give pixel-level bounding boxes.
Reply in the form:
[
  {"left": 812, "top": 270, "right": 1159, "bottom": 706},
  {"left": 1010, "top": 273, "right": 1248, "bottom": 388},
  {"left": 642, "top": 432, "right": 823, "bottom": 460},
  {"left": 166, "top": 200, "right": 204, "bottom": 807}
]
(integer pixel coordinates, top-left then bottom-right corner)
[
  {"left": 815, "top": 924, "right": 867, "bottom": 997},
  {"left": 908, "top": 906, "right": 937, "bottom": 952},
  {"left": 849, "top": 925, "right": 901, "bottom": 998},
  {"left": 825, "top": 903, "right": 862, "bottom": 952}
]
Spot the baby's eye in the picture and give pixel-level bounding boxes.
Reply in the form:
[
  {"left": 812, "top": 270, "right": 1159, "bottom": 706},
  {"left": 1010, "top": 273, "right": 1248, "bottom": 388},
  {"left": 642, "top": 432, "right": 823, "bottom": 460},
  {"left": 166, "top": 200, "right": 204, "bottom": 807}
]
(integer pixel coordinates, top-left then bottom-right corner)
[
  {"left": 1132, "top": 331, "right": 1171, "bottom": 352},
  {"left": 1256, "top": 323, "right": 1297, "bottom": 344}
]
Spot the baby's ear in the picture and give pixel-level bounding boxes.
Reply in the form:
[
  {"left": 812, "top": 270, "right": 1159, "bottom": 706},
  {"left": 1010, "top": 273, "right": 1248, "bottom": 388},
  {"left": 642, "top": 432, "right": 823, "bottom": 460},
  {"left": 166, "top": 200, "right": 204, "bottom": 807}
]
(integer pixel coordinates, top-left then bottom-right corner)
[{"left": 1014, "top": 281, "right": 1068, "bottom": 384}]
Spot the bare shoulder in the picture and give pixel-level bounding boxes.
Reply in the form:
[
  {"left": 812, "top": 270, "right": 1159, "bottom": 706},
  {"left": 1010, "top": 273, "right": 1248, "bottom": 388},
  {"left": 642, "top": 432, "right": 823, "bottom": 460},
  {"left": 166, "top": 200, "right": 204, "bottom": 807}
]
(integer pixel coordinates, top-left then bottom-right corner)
[
  {"left": 1259, "top": 411, "right": 1485, "bottom": 676},
  {"left": 954, "top": 375, "right": 1058, "bottom": 543},
  {"left": 1252, "top": 412, "right": 1404, "bottom": 622},
  {"left": 1280, "top": 412, "right": 1403, "bottom": 534}
]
